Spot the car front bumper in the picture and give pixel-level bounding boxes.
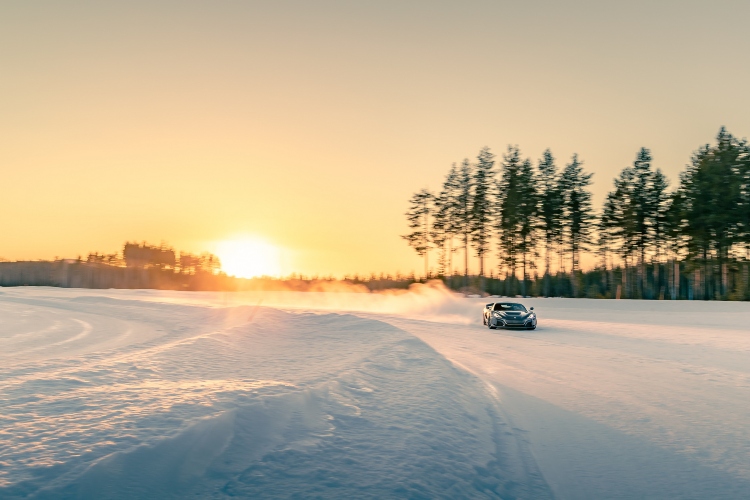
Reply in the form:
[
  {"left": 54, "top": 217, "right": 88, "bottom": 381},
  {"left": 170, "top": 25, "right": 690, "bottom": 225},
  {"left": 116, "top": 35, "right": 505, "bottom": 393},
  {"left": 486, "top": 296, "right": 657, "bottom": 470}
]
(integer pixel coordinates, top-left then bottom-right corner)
[{"left": 491, "top": 317, "right": 536, "bottom": 328}]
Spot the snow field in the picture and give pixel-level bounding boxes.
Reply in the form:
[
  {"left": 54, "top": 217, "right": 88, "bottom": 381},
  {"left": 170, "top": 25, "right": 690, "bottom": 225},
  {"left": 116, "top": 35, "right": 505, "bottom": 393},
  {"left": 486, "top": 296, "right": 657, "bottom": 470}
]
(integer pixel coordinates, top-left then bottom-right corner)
[
  {"left": 3, "top": 286, "right": 750, "bottom": 498},
  {"left": 376, "top": 297, "right": 750, "bottom": 499},
  {"left": 0, "top": 289, "right": 549, "bottom": 499}
]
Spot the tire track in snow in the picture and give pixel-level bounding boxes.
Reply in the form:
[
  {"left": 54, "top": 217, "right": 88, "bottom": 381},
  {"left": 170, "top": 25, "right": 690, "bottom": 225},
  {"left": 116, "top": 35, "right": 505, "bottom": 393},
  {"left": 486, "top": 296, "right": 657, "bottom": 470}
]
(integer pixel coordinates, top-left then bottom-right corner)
[{"left": 23, "top": 319, "right": 93, "bottom": 353}]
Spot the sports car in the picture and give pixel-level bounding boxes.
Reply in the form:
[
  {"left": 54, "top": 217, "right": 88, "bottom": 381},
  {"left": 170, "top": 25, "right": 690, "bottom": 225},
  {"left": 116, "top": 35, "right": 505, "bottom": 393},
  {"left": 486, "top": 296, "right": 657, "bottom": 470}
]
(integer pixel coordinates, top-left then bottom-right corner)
[{"left": 483, "top": 302, "right": 537, "bottom": 330}]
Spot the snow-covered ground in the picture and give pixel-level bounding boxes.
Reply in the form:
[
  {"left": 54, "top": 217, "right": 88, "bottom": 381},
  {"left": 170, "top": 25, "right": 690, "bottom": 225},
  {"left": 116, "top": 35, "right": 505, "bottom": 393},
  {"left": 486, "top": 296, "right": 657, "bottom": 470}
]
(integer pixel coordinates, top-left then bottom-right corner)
[{"left": 2, "top": 286, "right": 749, "bottom": 499}]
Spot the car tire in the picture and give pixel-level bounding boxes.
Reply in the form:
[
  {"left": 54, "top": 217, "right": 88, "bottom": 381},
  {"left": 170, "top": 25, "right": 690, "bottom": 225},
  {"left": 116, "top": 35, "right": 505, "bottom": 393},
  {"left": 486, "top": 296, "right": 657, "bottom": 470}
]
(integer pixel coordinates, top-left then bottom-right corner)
[{"left": 488, "top": 319, "right": 496, "bottom": 330}]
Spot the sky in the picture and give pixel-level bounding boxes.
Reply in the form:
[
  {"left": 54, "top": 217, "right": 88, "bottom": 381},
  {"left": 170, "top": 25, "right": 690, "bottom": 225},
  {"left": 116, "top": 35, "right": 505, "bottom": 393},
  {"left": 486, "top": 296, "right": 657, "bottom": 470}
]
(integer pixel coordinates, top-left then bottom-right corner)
[{"left": 1, "top": 1, "right": 749, "bottom": 277}]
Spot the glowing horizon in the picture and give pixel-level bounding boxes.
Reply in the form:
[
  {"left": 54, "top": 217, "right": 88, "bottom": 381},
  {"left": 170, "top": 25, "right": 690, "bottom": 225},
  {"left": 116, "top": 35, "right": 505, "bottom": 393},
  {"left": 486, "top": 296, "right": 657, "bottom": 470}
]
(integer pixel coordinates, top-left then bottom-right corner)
[{"left": 213, "top": 237, "right": 285, "bottom": 279}]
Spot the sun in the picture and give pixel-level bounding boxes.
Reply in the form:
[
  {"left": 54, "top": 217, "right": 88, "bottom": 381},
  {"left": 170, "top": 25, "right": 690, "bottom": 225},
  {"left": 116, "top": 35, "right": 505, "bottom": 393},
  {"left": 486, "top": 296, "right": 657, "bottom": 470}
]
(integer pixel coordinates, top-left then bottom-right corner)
[{"left": 215, "top": 237, "right": 282, "bottom": 278}]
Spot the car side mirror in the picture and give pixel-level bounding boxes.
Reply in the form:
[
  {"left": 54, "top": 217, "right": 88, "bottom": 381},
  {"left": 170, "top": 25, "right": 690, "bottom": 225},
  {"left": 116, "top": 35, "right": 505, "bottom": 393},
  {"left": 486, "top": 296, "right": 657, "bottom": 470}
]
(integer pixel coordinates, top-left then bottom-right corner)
[{"left": 530, "top": 307, "right": 534, "bottom": 311}]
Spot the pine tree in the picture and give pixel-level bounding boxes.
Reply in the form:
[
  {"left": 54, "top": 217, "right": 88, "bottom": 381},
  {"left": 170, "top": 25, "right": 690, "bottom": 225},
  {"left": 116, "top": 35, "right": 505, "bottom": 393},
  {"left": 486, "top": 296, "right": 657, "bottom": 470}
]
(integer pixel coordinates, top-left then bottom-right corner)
[
  {"left": 666, "top": 188, "right": 688, "bottom": 299},
  {"left": 630, "top": 148, "right": 655, "bottom": 296},
  {"left": 650, "top": 167, "right": 671, "bottom": 296},
  {"left": 470, "top": 147, "right": 496, "bottom": 289},
  {"left": 496, "top": 146, "right": 524, "bottom": 294},
  {"left": 601, "top": 168, "right": 634, "bottom": 296},
  {"left": 650, "top": 168, "right": 671, "bottom": 260},
  {"left": 676, "top": 128, "right": 745, "bottom": 298},
  {"left": 598, "top": 190, "right": 621, "bottom": 296},
  {"left": 431, "top": 195, "right": 449, "bottom": 277},
  {"left": 402, "top": 188, "right": 434, "bottom": 278},
  {"left": 740, "top": 139, "right": 750, "bottom": 299},
  {"left": 616, "top": 166, "right": 638, "bottom": 265},
  {"left": 433, "top": 163, "right": 461, "bottom": 278},
  {"left": 455, "top": 159, "right": 473, "bottom": 285},
  {"left": 560, "top": 154, "right": 594, "bottom": 296},
  {"left": 536, "top": 149, "right": 563, "bottom": 295},
  {"left": 602, "top": 149, "right": 672, "bottom": 297},
  {"left": 516, "top": 158, "right": 537, "bottom": 296}
]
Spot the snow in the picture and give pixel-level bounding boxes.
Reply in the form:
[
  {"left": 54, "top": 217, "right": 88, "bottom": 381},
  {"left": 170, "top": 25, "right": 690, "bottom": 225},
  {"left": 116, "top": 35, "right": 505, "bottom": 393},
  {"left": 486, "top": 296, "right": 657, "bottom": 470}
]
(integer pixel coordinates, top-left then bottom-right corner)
[{"left": 2, "top": 286, "right": 750, "bottom": 499}]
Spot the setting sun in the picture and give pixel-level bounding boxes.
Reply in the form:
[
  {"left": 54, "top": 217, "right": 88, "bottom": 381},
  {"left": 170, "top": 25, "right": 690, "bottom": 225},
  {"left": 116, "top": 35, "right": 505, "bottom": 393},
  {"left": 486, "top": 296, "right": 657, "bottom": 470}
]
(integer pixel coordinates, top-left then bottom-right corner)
[{"left": 215, "top": 237, "right": 282, "bottom": 278}]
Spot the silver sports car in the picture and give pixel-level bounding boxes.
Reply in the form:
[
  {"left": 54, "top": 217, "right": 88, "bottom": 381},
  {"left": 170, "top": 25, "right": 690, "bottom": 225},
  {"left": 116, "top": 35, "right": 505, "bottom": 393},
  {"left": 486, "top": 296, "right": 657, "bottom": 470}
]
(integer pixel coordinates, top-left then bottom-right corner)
[{"left": 483, "top": 302, "right": 537, "bottom": 330}]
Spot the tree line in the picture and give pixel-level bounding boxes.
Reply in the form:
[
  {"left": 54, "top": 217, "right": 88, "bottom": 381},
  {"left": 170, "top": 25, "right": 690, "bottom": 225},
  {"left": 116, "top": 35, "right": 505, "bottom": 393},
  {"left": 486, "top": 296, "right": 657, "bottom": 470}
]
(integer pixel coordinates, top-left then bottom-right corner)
[
  {"left": 403, "top": 128, "right": 750, "bottom": 300},
  {"left": 0, "top": 241, "right": 225, "bottom": 290},
  {"left": 85, "top": 242, "right": 221, "bottom": 275}
]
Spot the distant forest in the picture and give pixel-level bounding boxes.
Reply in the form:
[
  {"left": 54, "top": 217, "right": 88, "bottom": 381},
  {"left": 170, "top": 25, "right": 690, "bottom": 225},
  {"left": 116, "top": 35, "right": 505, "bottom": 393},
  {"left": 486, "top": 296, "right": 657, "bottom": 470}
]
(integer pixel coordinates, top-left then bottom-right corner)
[
  {"left": 0, "top": 242, "right": 432, "bottom": 292},
  {"left": 0, "top": 242, "right": 228, "bottom": 290},
  {"left": 403, "top": 128, "right": 750, "bottom": 300},
  {"left": 93, "top": 242, "right": 221, "bottom": 275}
]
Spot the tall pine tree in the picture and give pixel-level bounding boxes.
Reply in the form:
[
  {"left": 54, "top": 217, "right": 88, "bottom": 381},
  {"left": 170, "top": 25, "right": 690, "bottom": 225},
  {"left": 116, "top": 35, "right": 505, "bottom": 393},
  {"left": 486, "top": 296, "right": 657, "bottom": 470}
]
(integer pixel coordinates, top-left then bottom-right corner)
[
  {"left": 631, "top": 148, "right": 655, "bottom": 295},
  {"left": 536, "top": 149, "right": 563, "bottom": 295},
  {"left": 433, "top": 163, "right": 461, "bottom": 278},
  {"left": 496, "top": 146, "right": 524, "bottom": 294},
  {"left": 560, "top": 154, "right": 594, "bottom": 296},
  {"left": 470, "top": 147, "right": 496, "bottom": 289},
  {"left": 455, "top": 159, "right": 473, "bottom": 284},
  {"left": 517, "top": 158, "right": 537, "bottom": 296},
  {"left": 402, "top": 188, "right": 434, "bottom": 278},
  {"left": 676, "top": 128, "right": 745, "bottom": 297}
]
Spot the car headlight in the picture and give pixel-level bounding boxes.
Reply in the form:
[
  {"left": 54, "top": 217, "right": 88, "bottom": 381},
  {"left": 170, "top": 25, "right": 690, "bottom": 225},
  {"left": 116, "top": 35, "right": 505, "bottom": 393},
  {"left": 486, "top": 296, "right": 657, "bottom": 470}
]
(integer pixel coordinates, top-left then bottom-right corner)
[{"left": 493, "top": 312, "right": 502, "bottom": 318}]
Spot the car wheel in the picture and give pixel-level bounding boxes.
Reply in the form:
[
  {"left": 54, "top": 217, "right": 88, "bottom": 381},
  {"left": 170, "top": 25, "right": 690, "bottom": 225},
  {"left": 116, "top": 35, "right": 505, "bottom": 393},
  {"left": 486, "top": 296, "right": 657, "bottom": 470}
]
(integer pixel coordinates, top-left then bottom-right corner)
[{"left": 488, "top": 318, "right": 495, "bottom": 330}]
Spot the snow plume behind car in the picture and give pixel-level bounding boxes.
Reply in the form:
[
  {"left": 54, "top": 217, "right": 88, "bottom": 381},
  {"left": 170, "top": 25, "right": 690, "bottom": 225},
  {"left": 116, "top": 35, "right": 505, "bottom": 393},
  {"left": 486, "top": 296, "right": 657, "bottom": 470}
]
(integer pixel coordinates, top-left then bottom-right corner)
[{"left": 23, "top": 280, "right": 480, "bottom": 325}]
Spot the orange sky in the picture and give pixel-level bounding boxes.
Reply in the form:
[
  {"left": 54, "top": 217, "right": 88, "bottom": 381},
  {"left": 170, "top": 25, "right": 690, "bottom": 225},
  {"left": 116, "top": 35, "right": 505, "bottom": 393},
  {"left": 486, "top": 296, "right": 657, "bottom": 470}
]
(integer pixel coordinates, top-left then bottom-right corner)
[{"left": 2, "top": 1, "right": 749, "bottom": 277}]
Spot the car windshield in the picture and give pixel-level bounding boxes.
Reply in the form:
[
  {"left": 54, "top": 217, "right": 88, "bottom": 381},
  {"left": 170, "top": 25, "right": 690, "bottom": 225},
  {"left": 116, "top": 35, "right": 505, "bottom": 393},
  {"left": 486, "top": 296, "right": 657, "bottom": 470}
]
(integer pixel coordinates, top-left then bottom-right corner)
[{"left": 493, "top": 303, "right": 527, "bottom": 312}]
